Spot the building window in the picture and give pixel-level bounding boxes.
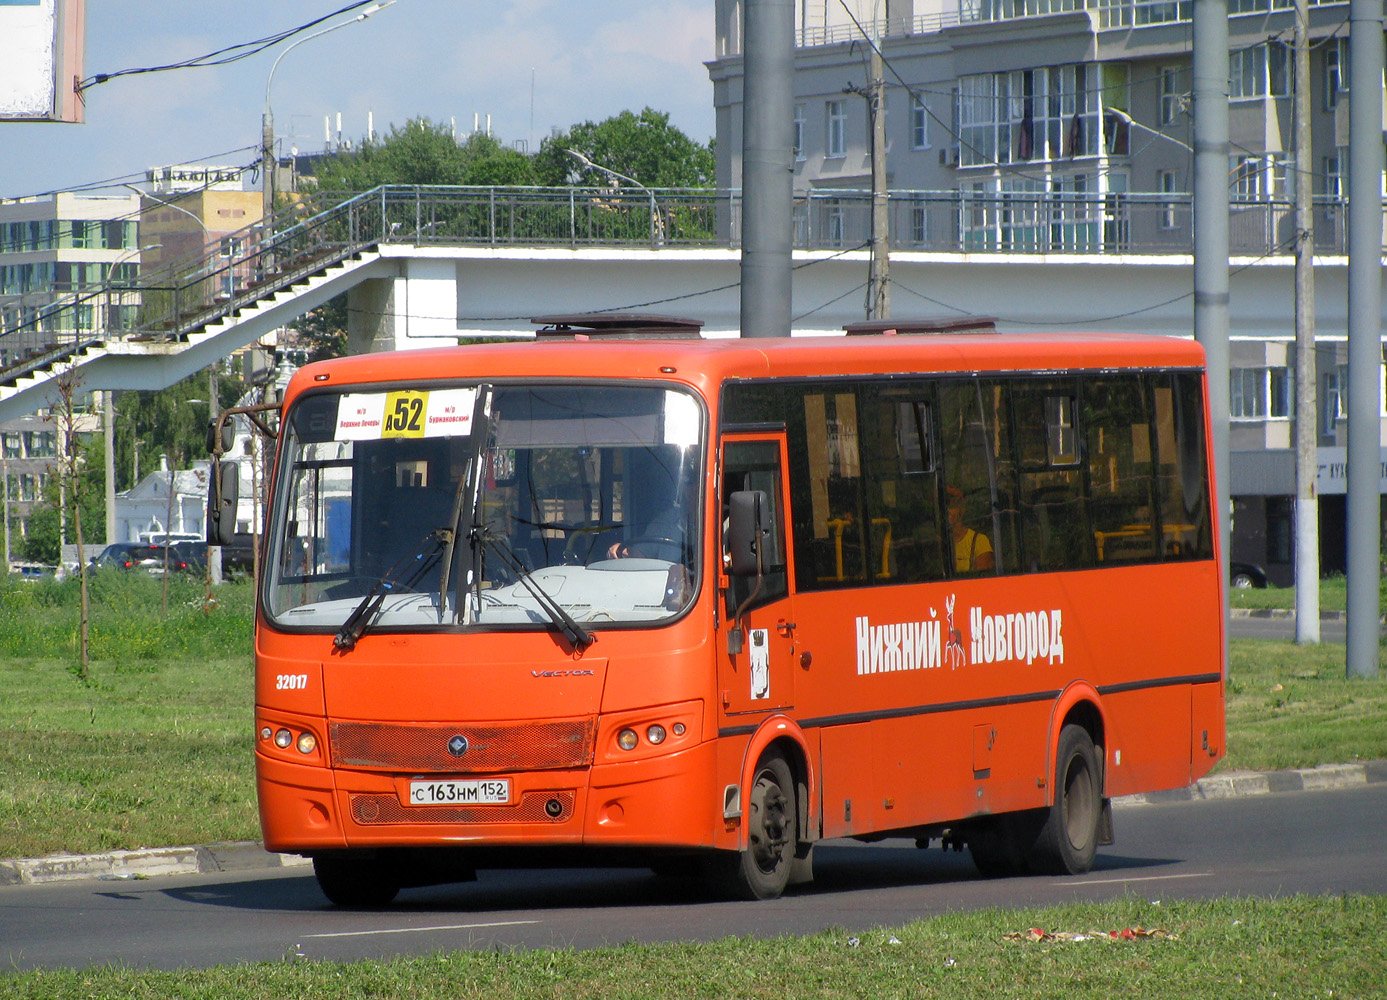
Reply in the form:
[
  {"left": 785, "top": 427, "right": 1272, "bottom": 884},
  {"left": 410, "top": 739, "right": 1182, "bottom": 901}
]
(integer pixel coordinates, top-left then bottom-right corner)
[
  {"left": 1324, "top": 38, "right": 1348, "bottom": 110},
  {"left": 1158, "top": 65, "right": 1186, "bottom": 125},
  {"left": 1268, "top": 367, "right": 1290, "bottom": 418},
  {"left": 793, "top": 104, "right": 806, "bottom": 162},
  {"left": 911, "top": 95, "right": 929, "bottom": 150},
  {"left": 909, "top": 201, "right": 928, "bottom": 246},
  {"left": 826, "top": 100, "right": 847, "bottom": 158},
  {"left": 1158, "top": 169, "right": 1181, "bottom": 229},
  {"left": 1229, "top": 367, "right": 1291, "bottom": 420},
  {"left": 1231, "top": 155, "right": 1284, "bottom": 201},
  {"left": 1322, "top": 155, "right": 1343, "bottom": 199},
  {"left": 1229, "top": 44, "right": 1289, "bottom": 101},
  {"left": 1322, "top": 369, "right": 1344, "bottom": 432},
  {"left": 1231, "top": 368, "right": 1266, "bottom": 419}
]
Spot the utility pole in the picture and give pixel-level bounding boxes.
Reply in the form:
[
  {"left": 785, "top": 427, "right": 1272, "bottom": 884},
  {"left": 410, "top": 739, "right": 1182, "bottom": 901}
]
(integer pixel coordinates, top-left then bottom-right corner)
[
  {"left": 1292, "top": 0, "right": 1320, "bottom": 643},
  {"left": 740, "top": 0, "right": 795, "bottom": 339},
  {"left": 869, "top": 39, "right": 890, "bottom": 320},
  {"left": 1192, "top": 0, "right": 1231, "bottom": 639},
  {"left": 1344, "top": 0, "right": 1384, "bottom": 678}
]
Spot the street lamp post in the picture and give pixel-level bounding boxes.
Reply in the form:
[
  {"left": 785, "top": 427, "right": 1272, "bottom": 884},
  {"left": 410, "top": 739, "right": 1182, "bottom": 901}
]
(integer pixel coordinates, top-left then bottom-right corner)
[
  {"left": 565, "top": 149, "right": 665, "bottom": 247},
  {"left": 263, "top": 2, "right": 398, "bottom": 227}
]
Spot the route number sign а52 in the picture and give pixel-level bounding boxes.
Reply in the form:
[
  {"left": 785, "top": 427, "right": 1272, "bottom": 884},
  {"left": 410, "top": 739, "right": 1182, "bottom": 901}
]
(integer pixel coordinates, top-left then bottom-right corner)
[{"left": 335, "top": 388, "right": 477, "bottom": 440}]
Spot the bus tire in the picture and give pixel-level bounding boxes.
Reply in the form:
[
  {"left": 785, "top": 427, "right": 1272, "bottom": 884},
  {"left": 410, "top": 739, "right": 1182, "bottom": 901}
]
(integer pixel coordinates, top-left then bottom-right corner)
[
  {"left": 710, "top": 750, "right": 797, "bottom": 900},
  {"left": 1026, "top": 723, "right": 1102, "bottom": 875},
  {"left": 312, "top": 854, "right": 401, "bottom": 908}
]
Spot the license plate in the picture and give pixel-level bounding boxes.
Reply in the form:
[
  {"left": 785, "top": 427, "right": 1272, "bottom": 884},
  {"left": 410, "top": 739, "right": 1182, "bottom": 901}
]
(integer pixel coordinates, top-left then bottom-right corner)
[{"left": 407, "top": 778, "right": 511, "bottom": 806}]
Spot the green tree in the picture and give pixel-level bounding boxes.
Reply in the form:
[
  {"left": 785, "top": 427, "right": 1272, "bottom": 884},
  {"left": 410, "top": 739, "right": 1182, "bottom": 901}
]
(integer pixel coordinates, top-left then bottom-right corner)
[
  {"left": 534, "top": 107, "right": 715, "bottom": 189},
  {"left": 307, "top": 118, "right": 540, "bottom": 192},
  {"left": 114, "top": 369, "right": 237, "bottom": 492},
  {"left": 293, "top": 295, "right": 349, "bottom": 362}
]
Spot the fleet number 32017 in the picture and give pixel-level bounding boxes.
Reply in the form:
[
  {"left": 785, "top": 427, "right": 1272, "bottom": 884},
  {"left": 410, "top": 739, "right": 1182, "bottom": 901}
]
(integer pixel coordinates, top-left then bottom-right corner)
[{"left": 276, "top": 674, "right": 309, "bottom": 690}]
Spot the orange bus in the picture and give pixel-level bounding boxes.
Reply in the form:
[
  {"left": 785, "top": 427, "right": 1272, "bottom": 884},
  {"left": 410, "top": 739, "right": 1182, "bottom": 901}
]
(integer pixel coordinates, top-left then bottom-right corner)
[{"left": 219, "top": 323, "right": 1224, "bottom": 906}]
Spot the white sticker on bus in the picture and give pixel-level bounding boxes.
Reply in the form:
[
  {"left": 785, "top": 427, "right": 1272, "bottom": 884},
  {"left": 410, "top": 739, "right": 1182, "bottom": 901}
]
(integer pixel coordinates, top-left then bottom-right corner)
[
  {"left": 855, "top": 595, "right": 1066, "bottom": 675},
  {"left": 968, "top": 605, "right": 1065, "bottom": 666}
]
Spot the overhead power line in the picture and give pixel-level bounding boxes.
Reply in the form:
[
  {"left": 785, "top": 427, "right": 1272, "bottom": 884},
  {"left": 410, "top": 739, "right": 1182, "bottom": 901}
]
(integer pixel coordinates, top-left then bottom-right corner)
[{"left": 76, "top": 2, "right": 381, "bottom": 93}]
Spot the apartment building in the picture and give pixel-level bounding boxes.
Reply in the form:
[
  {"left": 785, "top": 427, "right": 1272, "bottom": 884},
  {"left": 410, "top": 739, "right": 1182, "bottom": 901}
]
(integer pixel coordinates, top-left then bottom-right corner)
[
  {"left": 0, "top": 190, "right": 142, "bottom": 368},
  {"left": 708, "top": 0, "right": 1384, "bottom": 583}
]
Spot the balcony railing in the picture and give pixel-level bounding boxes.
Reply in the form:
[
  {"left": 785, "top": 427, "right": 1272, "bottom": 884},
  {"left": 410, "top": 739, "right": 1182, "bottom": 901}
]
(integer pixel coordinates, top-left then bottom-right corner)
[
  {"left": 791, "top": 0, "right": 1346, "bottom": 46},
  {"left": 0, "top": 184, "right": 1371, "bottom": 381}
]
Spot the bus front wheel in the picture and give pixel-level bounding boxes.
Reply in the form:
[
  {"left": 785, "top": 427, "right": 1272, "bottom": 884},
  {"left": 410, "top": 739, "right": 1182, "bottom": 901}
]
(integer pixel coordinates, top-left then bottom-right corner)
[
  {"left": 710, "top": 750, "right": 797, "bottom": 900},
  {"left": 313, "top": 854, "right": 401, "bottom": 908},
  {"left": 1026, "top": 724, "right": 1102, "bottom": 875}
]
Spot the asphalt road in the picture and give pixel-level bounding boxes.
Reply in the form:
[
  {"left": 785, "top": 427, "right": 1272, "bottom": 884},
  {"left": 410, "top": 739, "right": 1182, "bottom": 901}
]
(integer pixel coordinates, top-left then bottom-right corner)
[
  {"left": 3, "top": 783, "right": 1385, "bottom": 972},
  {"left": 1229, "top": 613, "right": 1355, "bottom": 642}
]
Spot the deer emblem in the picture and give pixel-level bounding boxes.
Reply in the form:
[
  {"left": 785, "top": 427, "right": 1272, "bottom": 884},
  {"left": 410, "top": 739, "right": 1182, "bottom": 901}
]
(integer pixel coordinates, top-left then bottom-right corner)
[{"left": 944, "top": 594, "right": 967, "bottom": 669}]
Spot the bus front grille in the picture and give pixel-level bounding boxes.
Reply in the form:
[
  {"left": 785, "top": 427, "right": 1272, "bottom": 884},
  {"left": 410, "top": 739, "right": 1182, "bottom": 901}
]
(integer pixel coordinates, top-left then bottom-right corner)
[
  {"left": 329, "top": 718, "right": 596, "bottom": 772},
  {"left": 349, "top": 790, "right": 576, "bottom": 825}
]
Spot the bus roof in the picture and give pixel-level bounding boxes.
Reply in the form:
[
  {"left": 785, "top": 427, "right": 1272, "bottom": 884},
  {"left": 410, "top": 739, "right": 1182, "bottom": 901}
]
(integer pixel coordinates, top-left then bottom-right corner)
[{"left": 286, "top": 332, "right": 1206, "bottom": 401}]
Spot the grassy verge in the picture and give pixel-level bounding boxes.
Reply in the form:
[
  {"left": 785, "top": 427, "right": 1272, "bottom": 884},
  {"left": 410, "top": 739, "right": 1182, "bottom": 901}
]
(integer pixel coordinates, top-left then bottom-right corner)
[
  {"left": 0, "top": 573, "right": 258, "bottom": 858},
  {"left": 5, "top": 896, "right": 1384, "bottom": 997},
  {"left": 1228, "top": 574, "right": 1387, "bottom": 613},
  {"left": 1223, "top": 639, "right": 1387, "bottom": 771}
]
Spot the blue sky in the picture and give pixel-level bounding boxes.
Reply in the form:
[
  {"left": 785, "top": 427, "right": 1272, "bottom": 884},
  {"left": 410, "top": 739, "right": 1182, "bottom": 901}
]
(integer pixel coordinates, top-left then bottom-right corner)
[{"left": 0, "top": 0, "right": 715, "bottom": 199}]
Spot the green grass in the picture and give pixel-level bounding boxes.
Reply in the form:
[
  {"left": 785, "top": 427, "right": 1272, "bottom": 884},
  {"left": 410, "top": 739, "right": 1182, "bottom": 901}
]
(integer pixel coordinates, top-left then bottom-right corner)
[
  {"left": 3, "top": 895, "right": 1384, "bottom": 997},
  {"left": 1228, "top": 573, "right": 1387, "bottom": 613},
  {"left": 1222, "top": 638, "right": 1387, "bottom": 771},
  {"left": 0, "top": 573, "right": 258, "bottom": 858}
]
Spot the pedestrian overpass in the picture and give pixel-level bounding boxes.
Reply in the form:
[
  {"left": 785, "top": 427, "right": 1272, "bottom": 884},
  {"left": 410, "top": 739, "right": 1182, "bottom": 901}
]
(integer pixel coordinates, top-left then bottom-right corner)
[{"left": 0, "top": 184, "right": 1372, "bottom": 424}]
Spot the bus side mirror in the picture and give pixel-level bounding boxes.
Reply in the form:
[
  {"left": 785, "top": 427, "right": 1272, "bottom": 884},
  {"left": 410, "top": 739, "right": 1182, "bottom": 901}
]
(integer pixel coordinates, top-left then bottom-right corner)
[
  {"left": 206, "top": 460, "right": 239, "bottom": 546},
  {"left": 207, "top": 416, "right": 235, "bottom": 456},
  {"left": 726, "top": 490, "right": 768, "bottom": 577}
]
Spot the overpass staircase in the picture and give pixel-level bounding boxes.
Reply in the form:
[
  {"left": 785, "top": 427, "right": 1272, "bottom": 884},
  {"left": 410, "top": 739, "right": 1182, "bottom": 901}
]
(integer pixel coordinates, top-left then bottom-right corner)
[{"left": 0, "top": 186, "right": 399, "bottom": 419}]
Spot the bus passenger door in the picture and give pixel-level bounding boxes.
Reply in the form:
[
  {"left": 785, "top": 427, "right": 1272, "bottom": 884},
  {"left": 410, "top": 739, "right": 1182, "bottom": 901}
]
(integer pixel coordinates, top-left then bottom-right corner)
[{"left": 719, "top": 435, "right": 796, "bottom": 716}]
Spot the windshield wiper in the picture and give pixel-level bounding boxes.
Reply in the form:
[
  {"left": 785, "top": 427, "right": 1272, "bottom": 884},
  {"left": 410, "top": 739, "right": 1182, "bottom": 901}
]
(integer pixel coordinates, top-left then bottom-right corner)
[
  {"left": 439, "top": 385, "right": 493, "bottom": 624},
  {"left": 333, "top": 531, "right": 447, "bottom": 652},
  {"left": 479, "top": 529, "right": 594, "bottom": 651}
]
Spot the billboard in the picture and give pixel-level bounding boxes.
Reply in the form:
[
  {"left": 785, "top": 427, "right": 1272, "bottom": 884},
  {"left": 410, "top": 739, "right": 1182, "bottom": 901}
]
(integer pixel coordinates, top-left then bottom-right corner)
[{"left": 0, "top": 0, "right": 85, "bottom": 123}]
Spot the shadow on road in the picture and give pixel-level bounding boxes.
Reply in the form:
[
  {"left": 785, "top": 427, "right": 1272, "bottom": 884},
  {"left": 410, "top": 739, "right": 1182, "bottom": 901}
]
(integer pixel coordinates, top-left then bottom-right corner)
[{"left": 156, "top": 842, "right": 1184, "bottom": 913}]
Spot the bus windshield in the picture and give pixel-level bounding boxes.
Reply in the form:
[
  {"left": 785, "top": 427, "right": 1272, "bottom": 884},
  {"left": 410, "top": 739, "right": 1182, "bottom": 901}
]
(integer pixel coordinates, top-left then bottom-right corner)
[{"left": 265, "top": 382, "right": 704, "bottom": 635}]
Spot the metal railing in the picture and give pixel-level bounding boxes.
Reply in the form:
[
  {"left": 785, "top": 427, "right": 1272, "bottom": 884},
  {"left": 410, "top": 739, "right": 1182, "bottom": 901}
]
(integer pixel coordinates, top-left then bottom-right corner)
[
  {"left": 0, "top": 183, "right": 1372, "bottom": 382},
  {"left": 789, "top": 0, "right": 1345, "bottom": 45}
]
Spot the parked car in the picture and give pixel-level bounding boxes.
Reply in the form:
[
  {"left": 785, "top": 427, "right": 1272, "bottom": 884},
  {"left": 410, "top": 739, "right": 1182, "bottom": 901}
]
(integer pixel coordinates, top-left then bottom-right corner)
[
  {"left": 1230, "top": 561, "right": 1269, "bottom": 589},
  {"left": 89, "top": 543, "right": 159, "bottom": 571},
  {"left": 8, "top": 561, "right": 56, "bottom": 582}
]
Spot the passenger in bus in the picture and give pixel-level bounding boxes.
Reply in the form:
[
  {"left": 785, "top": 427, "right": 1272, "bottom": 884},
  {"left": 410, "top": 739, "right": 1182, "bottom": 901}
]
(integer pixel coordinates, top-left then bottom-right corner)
[{"left": 947, "top": 485, "right": 994, "bottom": 572}]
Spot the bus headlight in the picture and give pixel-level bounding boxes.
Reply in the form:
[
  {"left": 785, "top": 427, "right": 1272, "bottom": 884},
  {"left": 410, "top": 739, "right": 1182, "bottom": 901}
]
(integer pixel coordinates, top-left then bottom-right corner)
[
  {"left": 646, "top": 724, "right": 666, "bottom": 745},
  {"left": 617, "top": 728, "right": 639, "bottom": 751},
  {"left": 274, "top": 728, "right": 293, "bottom": 749},
  {"left": 296, "top": 732, "right": 317, "bottom": 754}
]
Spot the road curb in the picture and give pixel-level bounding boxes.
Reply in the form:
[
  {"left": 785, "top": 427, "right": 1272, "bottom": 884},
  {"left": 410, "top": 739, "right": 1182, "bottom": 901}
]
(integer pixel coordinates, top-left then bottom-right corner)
[
  {"left": 0, "top": 841, "right": 309, "bottom": 888},
  {"left": 3, "top": 763, "right": 1383, "bottom": 886},
  {"left": 1115, "top": 760, "right": 1387, "bottom": 806}
]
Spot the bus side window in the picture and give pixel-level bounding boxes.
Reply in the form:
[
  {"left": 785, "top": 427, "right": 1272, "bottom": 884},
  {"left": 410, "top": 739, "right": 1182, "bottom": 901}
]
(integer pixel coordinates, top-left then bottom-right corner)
[
  {"left": 800, "top": 391, "right": 870, "bottom": 587},
  {"left": 938, "top": 380, "right": 1015, "bottom": 576},
  {"left": 1153, "top": 373, "right": 1214, "bottom": 560},
  {"left": 1085, "top": 377, "right": 1156, "bottom": 564},
  {"left": 1014, "top": 382, "right": 1092, "bottom": 571},
  {"left": 722, "top": 440, "right": 789, "bottom": 616},
  {"left": 860, "top": 385, "right": 945, "bottom": 583}
]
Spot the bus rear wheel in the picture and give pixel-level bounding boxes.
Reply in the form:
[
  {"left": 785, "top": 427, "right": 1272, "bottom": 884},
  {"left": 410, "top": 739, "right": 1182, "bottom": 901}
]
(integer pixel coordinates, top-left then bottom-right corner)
[
  {"left": 710, "top": 750, "right": 797, "bottom": 900},
  {"left": 1026, "top": 724, "right": 1102, "bottom": 875},
  {"left": 312, "top": 854, "right": 401, "bottom": 908}
]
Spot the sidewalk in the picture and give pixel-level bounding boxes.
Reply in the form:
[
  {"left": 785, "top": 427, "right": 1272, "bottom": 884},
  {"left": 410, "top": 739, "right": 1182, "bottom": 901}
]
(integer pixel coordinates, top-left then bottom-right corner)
[{"left": 2, "top": 761, "right": 1383, "bottom": 887}]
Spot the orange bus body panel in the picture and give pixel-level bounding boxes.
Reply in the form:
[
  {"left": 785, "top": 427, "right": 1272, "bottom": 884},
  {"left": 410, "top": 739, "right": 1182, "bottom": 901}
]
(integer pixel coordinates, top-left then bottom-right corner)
[{"left": 254, "top": 333, "right": 1224, "bottom": 864}]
